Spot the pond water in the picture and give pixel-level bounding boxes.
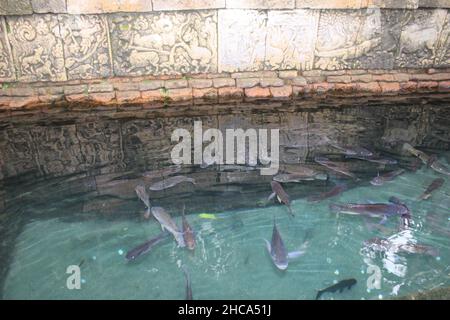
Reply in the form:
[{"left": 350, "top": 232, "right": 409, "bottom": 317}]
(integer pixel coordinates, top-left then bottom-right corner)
[{"left": 0, "top": 95, "right": 449, "bottom": 300}]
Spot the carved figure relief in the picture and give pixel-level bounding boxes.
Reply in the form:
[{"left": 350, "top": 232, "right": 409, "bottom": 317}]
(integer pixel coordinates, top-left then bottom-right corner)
[
  {"left": 59, "top": 14, "right": 112, "bottom": 80},
  {"left": 0, "top": 18, "right": 14, "bottom": 81},
  {"left": 109, "top": 11, "right": 217, "bottom": 76},
  {"left": 433, "top": 10, "right": 450, "bottom": 68},
  {"left": 7, "top": 14, "right": 66, "bottom": 82}
]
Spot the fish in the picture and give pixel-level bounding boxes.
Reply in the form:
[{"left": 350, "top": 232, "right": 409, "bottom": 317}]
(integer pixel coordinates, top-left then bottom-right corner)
[
  {"left": 149, "top": 176, "right": 196, "bottom": 191},
  {"left": 316, "top": 279, "right": 357, "bottom": 300},
  {"left": 370, "top": 169, "right": 405, "bottom": 186},
  {"left": 125, "top": 232, "right": 170, "bottom": 261},
  {"left": 346, "top": 155, "right": 398, "bottom": 165},
  {"left": 150, "top": 207, "right": 185, "bottom": 247},
  {"left": 307, "top": 184, "right": 347, "bottom": 202},
  {"left": 314, "top": 156, "right": 359, "bottom": 180},
  {"left": 198, "top": 213, "right": 217, "bottom": 220},
  {"left": 135, "top": 184, "right": 151, "bottom": 218},
  {"left": 364, "top": 237, "right": 439, "bottom": 257},
  {"left": 273, "top": 172, "right": 328, "bottom": 183},
  {"left": 181, "top": 205, "right": 195, "bottom": 250},
  {"left": 403, "top": 143, "right": 450, "bottom": 176},
  {"left": 330, "top": 199, "right": 410, "bottom": 223},
  {"left": 182, "top": 265, "right": 193, "bottom": 300},
  {"left": 328, "top": 142, "right": 373, "bottom": 157},
  {"left": 268, "top": 181, "right": 294, "bottom": 217},
  {"left": 142, "top": 165, "right": 182, "bottom": 179},
  {"left": 263, "top": 219, "right": 307, "bottom": 270},
  {"left": 419, "top": 178, "right": 445, "bottom": 200}
]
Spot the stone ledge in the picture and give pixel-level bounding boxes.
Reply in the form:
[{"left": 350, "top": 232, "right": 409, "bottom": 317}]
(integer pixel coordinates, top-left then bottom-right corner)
[{"left": 1, "top": 69, "right": 449, "bottom": 109}]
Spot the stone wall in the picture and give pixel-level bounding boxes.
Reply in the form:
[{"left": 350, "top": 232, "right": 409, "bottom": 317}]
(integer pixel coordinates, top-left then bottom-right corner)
[{"left": 0, "top": 0, "right": 449, "bottom": 107}]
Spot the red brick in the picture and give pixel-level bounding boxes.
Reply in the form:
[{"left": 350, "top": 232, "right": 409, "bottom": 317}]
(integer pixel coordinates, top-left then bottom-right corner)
[
  {"left": 373, "top": 74, "right": 395, "bottom": 82},
  {"left": 193, "top": 88, "right": 218, "bottom": 104},
  {"left": 379, "top": 82, "right": 400, "bottom": 93},
  {"left": 270, "top": 85, "right": 292, "bottom": 98},
  {"left": 9, "top": 97, "right": 40, "bottom": 109},
  {"left": 334, "top": 83, "right": 355, "bottom": 93},
  {"left": 245, "top": 87, "right": 271, "bottom": 99},
  {"left": 311, "top": 82, "right": 334, "bottom": 93},
  {"left": 116, "top": 91, "right": 141, "bottom": 103},
  {"left": 141, "top": 89, "right": 163, "bottom": 102},
  {"left": 356, "top": 82, "right": 381, "bottom": 93},
  {"left": 166, "top": 88, "right": 192, "bottom": 102},
  {"left": 38, "top": 95, "right": 63, "bottom": 103},
  {"left": 218, "top": 87, "right": 243, "bottom": 102},
  {"left": 89, "top": 92, "right": 116, "bottom": 104},
  {"left": 438, "top": 81, "right": 450, "bottom": 92},
  {"left": 66, "top": 93, "right": 87, "bottom": 102},
  {"left": 400, "top": 81, "right": 418, "bottom": 92},
  {"left": 417, "top": 81, "right": 439, "bottom": 91}
]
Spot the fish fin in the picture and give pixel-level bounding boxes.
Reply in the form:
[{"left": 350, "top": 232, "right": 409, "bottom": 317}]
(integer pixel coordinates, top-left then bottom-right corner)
[
  {"left": 287, "top": 250, "right": 305, "bottom": 260},
  {"left": 263, "top": 239, "right": 271, "bottom": 254},
  {"left": 418, "top": 193, "right": 430, "bottom": 201},
  {"left": 339, "top": 288, "right": 344, "bottom": 293},
  {"left": 267, "top": 192, "right": 276, "bottom": 202},
  {"left": 287, "top": 205, "right": 294, "bottom": 217},
  {"left": 379, "top": 215, "right": 388, "bottom": 225}
]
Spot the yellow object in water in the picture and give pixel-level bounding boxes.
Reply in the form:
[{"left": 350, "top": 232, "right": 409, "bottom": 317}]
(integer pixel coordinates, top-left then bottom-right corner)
[{"left": 198, "top": 213, "right": 217, "bottom": 220}]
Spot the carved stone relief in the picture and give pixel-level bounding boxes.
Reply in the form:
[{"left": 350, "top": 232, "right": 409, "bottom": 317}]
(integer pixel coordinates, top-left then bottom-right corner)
[
  {"left": 395, "top": 9, "right": 448, "bottom": 68},
  {"left": 218, "top": 9, "right": 267, "bottom": 72},
  {"left": 108, "top": 11, "right": 217, "bottom": 76},
  {"left": 314, "top": 10, "right": 366, "bottom": 70},
  {"left": 7, "top": 14, "right": 66, "bottom": 82},
  {"left": 434, "top": 10, "right": 450, "bottom": 67},
  {"left": 265, "top": 10, "right": 319, "bottom": 70},
  {"left": 0, "top": 17, "right": 15, "bottom": 81},
  {"left": 59, "top": 14, "right": 112, "bottom": 80}
]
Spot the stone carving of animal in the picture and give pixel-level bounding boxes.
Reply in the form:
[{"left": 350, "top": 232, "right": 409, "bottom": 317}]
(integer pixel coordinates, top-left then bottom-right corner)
[
  {"left": 21, "top": 47, "right": 45, "bottom": 74},
  {"left": 35, "top": 60, "right": 55, "bottom": 78},
  {"left": 129, "top": 50, "right": 160, "bottom": 70}
]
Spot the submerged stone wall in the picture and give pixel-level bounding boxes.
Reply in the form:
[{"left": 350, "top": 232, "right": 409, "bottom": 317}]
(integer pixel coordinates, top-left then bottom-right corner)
[{"left": 0, "top": 0, "right": 449, "bottom": 107}]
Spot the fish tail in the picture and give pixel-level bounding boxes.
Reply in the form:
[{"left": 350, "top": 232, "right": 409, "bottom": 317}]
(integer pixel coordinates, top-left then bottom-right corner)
[
  {"left": 315, "top": 290, "right": 323, "bottom": 300},
  {"left": 174, "top": 232, "right": 186, "bottom": 248},
  {"left": 418, "top": 193, "right": 430, "bottom": 201},
  {"left": 288, "top": 205, "right": 294, "bottom": 217}
]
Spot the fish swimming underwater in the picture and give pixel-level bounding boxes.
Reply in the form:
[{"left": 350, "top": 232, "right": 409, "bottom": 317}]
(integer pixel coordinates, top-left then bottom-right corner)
[
  {"left": 273, "top": 172, "right": 327, "bottom": 183},
  {"left": 345, "top": 155, "right": 398, "bottom": 165},
  {"left": 314, "top": 156, "right": 359, "bottom": 180},
  {"left": 330, "top": 198, "right": 410, "bottom": 224},
  {"left": 151, "top": 207, "right": 185, "bottom": 247},
  {"left": 135, "top": 184, "right": 151, "bottom": 218},
  {"left": 142, "top": 164, "right": 182, "bottom": 179},
  {"left": 370, "top": 169, "right": 405, "bottom": 186},
  {"left": 307, "top": 184, "right": 347, "bottom": 203},
  {"left": 268, "top": 181, "right": 294, "bottom": 217},
  {"left": 328, "top": 140, "right": 373, "bottom": 157},
  {"left": 316, "top": 279, "right": 357, "bottom": 300},
  {"left": 419, "top": 178, "right": 445, "bottom": 200},
  {"left": 181, "top": 206, "right": 195, "bottom": 250},
  {"left": 125, "top": 232, "right": 170, "bottom": 261},
  {"left": 149, "top": 176, "right": 196, "bottom": 191},
  {"left": 403, "top": 143, "right": 450, "bottom": 176},
  {"left": 263, "top": 220, "right": 307, "bottom": 270}
]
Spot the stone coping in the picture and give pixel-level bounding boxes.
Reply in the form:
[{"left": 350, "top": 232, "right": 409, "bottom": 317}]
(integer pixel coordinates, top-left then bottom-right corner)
[
  {"left": 1, "top": 1, "right": 449, "bottom": 15},
  {"left": 0, "top": 68, "right": 449, "bottom": 110}
]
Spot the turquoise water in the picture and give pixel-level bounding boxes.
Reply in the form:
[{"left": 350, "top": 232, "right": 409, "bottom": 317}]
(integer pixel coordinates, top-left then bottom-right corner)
[
  {"left": 2, "top": 157, "right": 450, "bottom": 300},
  {"left": 0, "top": 100, "right": 449, "bottom": 300}
]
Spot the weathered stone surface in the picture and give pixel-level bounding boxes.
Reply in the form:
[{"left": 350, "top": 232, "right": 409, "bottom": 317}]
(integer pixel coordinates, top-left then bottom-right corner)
[
  {"left": 419, "top": 0, "right": 449, "bottom": 8},
  {"left": 0, "top": 0, "right": 32, "bottom": 15},
  {"left": 116, "top": 90, "right": 141, "bottom": 103},
  {"left": 369, "top": 0, "right": 419, "bottom": 8},
  {"left": 67, "top": 1, "right": 152, "bottom": 14},
  {"left": 59, "top": 14, "right": 112, "bottom": 80},
  {"left": 227, "top": 0, "right": 295, "bottom": 9},
  {"left": 88, "top": 83, "right": 114, "bottom": 93},
  {"left": 278, "top": 70, "right": 298, "bottom": 78},
  {"left": 189, "top": 78, "right": 212, "bottom": 88},
  {"left": 165, "top": 79, "right": 188, "bottom": 89},
  {"left": 109, "top": 11, "right": 217, "bottom": 76},
  {"left": 260, "top": 77, "right": 284, "bottom": 87},
  {"left": 296, "top": 0, "right": 365, "bottom": 9},
  {"left": 32, "top": 0, "right": 66, "bottom": 13},
  {"left": 396, "top": 9, "right": 448, "bottom": 68},
  {"left": 0, "top": 18, "right": 15, "bottom": 82},
  {"left": 153, "top": 0, "right": 225, "bottom": 11},
  {"left": 139, "top": 80, "right": 164, "bottom": 91},
  {"left": 270, "top": 85, "right": 293, "bottom": 98},
  {"left": 434, "top": 10, "right": 450, "bottom": 67},
  {"left": 64, "top": 84, "right": 87, "bottom": 95},
  {"left": 314, "top": 10, "right": 365, "bottom": 70},
  {"left": 231, "top": 71, "right": 277, "bottom": 78},
  {"left": 236, "top": 78, "right": 260, "bottom": 88},
  {"left": 291, "top": 76, "right": 307, "bottom": 85},
  {"left": 218, "top": 86, "right": 243, "bottom": 101},
  {"left": 218, "top": 9, "right": 266, "bottom": 72},
  {"left": 245, "top": 86, "right": 271, "bottom": 98},
  {"left": 265, "top": 10, "right": 319, "bottom": 70},
  {"left": 212, "top": 77, "right": 235, "bottom": 87},
  {"left": 7, "top": 14, "right": 66, "bottom": 82}
]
